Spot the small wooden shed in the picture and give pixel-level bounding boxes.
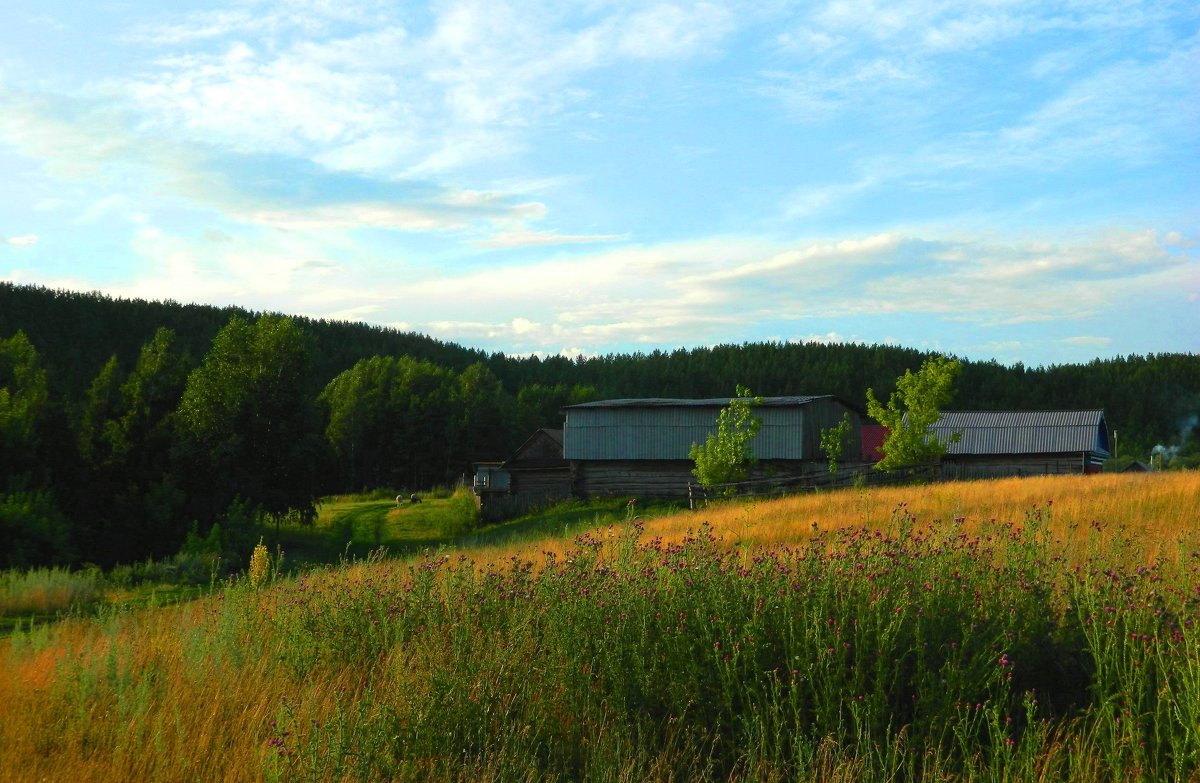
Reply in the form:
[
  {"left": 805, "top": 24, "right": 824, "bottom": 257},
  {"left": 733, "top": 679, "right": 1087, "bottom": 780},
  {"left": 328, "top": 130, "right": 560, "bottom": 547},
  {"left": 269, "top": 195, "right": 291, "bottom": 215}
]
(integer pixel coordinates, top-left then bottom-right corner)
[
  {"left": 503, "top": 428, "right": 571, "bottom": 505},
  {"left": 473, "top": 429, "right": 571, "bottom": 521},
  {"left": 562, "top": 396, "right": 864, "bottom": 498}
]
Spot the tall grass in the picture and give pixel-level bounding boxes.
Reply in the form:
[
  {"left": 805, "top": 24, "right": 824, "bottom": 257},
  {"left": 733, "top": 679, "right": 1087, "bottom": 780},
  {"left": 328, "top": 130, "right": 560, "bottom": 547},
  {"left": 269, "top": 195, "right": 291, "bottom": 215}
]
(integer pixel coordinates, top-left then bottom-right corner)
[
  {"left": 0, "top": 473, "right": 1197, "bottom": 782},
  {"left": 0, "top": 566, "right": 103, "bottom": 618}
]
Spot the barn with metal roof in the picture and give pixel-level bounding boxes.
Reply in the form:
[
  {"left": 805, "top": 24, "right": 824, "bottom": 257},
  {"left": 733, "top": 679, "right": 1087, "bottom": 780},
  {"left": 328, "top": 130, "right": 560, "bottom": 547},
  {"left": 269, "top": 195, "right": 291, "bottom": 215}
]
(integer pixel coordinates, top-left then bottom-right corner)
[
  {"left": 562, "top": 395, "right": 864, "bottom": 497},
  {"left": 928, "top": 409, "right": 1110, "bottom": 478}
]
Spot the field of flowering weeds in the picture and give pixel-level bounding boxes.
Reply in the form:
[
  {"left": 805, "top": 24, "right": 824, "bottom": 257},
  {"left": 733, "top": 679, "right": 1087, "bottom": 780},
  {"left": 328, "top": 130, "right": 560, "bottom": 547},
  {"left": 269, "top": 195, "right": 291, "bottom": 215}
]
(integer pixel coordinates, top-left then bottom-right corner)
[{"left": 1, "top": 472, "right": 1197, "bottom": 782}]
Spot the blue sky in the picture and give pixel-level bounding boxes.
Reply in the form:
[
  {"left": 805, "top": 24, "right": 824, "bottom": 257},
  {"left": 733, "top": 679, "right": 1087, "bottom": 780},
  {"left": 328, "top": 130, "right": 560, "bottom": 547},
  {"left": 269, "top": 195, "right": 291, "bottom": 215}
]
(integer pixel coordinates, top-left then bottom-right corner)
[{"left": 1, "top": 0, "right": 1197, "bottom": 366}]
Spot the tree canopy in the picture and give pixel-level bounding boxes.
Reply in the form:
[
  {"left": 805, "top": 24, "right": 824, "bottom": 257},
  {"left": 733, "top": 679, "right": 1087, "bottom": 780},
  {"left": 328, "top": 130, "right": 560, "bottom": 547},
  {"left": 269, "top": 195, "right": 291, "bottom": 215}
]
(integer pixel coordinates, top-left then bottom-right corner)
[
  {"left": 174, "top": 315, "right": 322, "bottom": 531},
  {"left": 866, "top": 355, "right": 962, "bottom": 471},
  {"left": 689, "top": 386, "right": 763, "bottom": 494}
]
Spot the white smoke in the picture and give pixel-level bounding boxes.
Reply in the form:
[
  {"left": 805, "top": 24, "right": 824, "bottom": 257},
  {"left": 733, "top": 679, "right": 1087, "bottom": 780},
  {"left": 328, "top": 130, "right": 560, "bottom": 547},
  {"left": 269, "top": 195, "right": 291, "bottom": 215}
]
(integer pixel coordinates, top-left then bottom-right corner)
[
  {"left": 1149, "top": 413, "right": 1200, "bottom": 468},
  {"left": 1180, "top": 413, "right": 1199, "bottom": 443}
]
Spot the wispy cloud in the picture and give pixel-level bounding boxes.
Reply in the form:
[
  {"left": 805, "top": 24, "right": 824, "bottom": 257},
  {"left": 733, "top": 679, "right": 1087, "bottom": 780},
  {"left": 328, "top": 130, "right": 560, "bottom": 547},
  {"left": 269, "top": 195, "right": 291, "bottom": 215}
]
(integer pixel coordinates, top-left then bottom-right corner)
[
  {"left": 121, "top": 1, "right": 736, "bottom": 177},
  {"left": 240, "top": 198, "right": 543, "bottom": 234},
  {"left": 476, "top": 230, "right": 629, "bottom": 248},
  {"left": 0, "top": 85, "right": 591, "bottom": 246},
  {"left": 3, "top": 235, "right": 38, "bottom": 246},
  {"left": 1060, "top": 335, "right": 1113, "bottom": 347},
  {"left": 288, "top": 226, "right": 1197, "bottom": 352}
]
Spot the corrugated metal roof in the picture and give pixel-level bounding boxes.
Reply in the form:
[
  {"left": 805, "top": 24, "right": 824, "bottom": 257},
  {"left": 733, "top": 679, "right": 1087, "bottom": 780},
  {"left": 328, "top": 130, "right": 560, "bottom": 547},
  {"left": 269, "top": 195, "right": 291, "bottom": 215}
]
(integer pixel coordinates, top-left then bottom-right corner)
[
  {"left": 563, "top": 396, "right": 856, "bottom": 460},
  {"left": 929, "top": 410, "right": 1109, "bottom": 456},
  {"left": 565, "top": 395, "right": 832, "bottom": 409}
]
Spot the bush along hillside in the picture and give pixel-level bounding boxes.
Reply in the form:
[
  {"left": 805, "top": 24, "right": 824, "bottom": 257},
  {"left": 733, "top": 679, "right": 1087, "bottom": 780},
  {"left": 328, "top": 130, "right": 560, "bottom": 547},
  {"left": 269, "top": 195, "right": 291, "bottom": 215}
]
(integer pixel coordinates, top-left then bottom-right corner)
[{"left": 1, "top": 473, "right": 1197, "bottom": 782}]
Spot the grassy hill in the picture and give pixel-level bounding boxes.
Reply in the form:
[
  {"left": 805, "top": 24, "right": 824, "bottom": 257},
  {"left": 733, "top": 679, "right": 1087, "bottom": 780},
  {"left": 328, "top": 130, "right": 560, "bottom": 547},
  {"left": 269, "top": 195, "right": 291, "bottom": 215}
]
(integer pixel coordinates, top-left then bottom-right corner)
[{"left": 1, "top": 472, "right": 1198, "bottom": 782}]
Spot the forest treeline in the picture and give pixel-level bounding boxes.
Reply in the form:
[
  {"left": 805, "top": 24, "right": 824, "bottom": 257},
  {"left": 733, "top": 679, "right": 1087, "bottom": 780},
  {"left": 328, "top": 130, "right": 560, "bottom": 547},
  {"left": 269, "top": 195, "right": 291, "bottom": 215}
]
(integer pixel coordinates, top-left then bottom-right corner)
[{"left": 2, "top": 282, "right": 1198, "bottom": 569}]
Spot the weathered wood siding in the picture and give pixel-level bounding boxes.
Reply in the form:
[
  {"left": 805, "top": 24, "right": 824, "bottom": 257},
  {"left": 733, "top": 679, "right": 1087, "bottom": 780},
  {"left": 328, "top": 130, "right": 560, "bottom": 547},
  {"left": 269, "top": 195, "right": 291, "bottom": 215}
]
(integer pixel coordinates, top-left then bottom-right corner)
[
  {"left": 511, "top": 468, "right": 572, "bottom": 503},
  {"left": 572, "top": 460, "right": 696, "bottom": 498},
  {"left": 940, "top": 453, "right": 1093, "bottom": 479},
  {"left": 571, "top": 459, "right": 832, "bottom": 498}
]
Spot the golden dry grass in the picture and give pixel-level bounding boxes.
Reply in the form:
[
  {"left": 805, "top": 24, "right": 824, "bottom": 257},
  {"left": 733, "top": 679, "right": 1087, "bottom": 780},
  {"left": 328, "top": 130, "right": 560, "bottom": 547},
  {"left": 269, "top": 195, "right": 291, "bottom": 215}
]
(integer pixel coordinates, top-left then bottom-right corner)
[
  {"left": 469, "top": 471, "right": 1200, "bottom": 571},
  {"left": 0, "top": 471, "right": 1196, "bottom": 782}
]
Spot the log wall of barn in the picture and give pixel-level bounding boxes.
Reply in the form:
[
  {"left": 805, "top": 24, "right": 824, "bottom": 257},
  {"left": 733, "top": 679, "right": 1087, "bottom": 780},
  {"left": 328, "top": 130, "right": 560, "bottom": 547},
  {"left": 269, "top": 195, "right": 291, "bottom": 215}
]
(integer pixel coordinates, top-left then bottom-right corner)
[
  {"left": 940, "top": 453, "right": 1094, "bottom": 480},
  {"left": 511, "top": 468, "right": 572, "bottom": 503},
  {"left": 572, "top": 460, "right": 695, "bottom": 498},
  {"left": 570, "top": 459, "right": 828, "bottom": 498}
]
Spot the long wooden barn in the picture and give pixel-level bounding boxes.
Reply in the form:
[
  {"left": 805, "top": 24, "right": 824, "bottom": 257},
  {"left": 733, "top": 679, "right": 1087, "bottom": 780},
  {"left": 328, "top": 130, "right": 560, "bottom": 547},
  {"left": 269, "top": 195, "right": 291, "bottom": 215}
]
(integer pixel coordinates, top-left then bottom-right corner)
[
  {"left": 929, "top": 409, "right": 1111, "bottom": 478},
  {"left": 562, "top": 396, "right": 864, "bottom": 498}
]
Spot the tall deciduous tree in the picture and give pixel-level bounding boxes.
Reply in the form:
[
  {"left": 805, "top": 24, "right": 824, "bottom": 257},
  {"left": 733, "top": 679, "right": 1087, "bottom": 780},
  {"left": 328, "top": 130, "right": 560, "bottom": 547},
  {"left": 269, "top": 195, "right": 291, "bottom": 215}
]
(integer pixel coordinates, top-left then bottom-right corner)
[
  {"left": 175, "top": 316, "right": 322, "bottom": 541},
  {"left": 515, "top": 383, "right": 599, "bottom": 434},
  {"left": 320, "top": 355, "right": 457, "bottom": 490},
  {"left": 0, "top": 330, "right": 50, "bottom": 489},
  {"left": 689, "top": 386, "right": 762, "bottom": 495},
  {"left": 452, "top": 362, "right": 513, "bottom": 470},
  {"left": 75, "top": 329, "right": 190, "bottom": 563},
  {"left": 866, "top": 355, "right": 962, "bottom": 471},
  {"left": 0, "top": 331, "right": 73, "bottom": 565}
]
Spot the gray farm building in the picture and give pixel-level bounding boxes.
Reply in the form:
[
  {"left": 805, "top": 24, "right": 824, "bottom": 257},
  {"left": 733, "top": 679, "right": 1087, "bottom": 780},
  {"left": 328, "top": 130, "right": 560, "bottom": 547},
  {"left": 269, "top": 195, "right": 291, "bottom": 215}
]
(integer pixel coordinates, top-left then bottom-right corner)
[
  {"left": 562, "top": 395, "right": 863, "bottom": 498},
  {"left": 928, "top": 409, "right": 1111, "bottom": 478}
]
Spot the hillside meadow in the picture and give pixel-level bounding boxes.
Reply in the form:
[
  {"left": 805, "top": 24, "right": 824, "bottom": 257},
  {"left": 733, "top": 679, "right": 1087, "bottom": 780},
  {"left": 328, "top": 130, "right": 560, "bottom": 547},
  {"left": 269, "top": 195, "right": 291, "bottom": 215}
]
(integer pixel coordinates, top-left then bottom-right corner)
[{"left": 1, "top": 472, "right": 1198, "bottom": 782}]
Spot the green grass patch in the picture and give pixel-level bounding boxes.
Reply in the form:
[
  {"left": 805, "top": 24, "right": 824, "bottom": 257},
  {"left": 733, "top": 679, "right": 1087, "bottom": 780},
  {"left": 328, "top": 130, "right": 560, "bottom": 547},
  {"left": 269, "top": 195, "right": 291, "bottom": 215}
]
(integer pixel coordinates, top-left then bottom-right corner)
[
  {"left": 274, "top": 487, "right": 480, "bottom": 566},
  {"left": 460, "top": 496, "right": 684, "bottom": 550}
]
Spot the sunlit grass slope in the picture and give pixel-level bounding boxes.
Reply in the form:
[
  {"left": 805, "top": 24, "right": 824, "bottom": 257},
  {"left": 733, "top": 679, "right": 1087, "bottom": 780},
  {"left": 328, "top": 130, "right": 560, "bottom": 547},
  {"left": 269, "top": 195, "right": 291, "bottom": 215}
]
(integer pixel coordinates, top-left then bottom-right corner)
[
  {"left": 475, "top": 472, "right": 1200, "bottom": 571},
  {"left": 0, "top": 472, "right": 1197, "bottom": 782}
]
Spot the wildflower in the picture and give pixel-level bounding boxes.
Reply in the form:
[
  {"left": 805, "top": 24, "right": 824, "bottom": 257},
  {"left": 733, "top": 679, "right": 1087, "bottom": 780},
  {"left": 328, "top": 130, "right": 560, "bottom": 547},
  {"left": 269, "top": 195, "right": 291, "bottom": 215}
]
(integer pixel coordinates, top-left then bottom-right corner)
[{"left": 249, "top": 539, "right": 270, "bottom": 588}]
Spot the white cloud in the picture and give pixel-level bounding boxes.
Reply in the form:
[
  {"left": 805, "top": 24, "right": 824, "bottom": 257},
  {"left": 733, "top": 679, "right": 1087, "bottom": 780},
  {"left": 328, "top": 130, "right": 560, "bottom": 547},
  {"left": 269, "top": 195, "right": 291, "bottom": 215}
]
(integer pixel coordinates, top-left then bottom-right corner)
[
  {"left": 791, "top": 331, "right": 856, "bottom": 345},
  {"left": 118, "top": 1, "right": 739, "bottom": 177},
  {"left": 0, "top": 86, "right": 575, "bottom": 244},
  {"left": 615, "top": 3, "right": 733, "bottom": 60},
  {"left": 3, "top": 235, "right": 38, "bottom": 246},
  {"left": 323, "top": 304, "right": 384, "bottom": 322},
  {"left": 305, "top": 227, "right": 1196, "bottom": 351},
  {"left": 241, "top": 200, "right": 535, "bottom": 233},
  {"left": 781, "top": 176, "right": 880, "bottom": 220},
  {"left": 476, "top": 230, "right": 629, "bottom": 248},
  {"left": 116, "top": 224, "right": 362, "bottom": 308},
  {"left": 510, "top": 317, "right": 541, "bottom": 335},
  {"left": 1060, "top": 336, "right": 1113, "bottom": 346}
]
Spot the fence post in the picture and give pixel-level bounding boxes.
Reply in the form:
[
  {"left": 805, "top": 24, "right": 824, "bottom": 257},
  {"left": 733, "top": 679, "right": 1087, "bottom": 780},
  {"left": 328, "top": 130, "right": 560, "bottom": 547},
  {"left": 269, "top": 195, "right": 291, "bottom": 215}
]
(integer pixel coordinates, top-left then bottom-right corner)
[{"left": 688, "top": 482, "right": 695, "bottom": 512}]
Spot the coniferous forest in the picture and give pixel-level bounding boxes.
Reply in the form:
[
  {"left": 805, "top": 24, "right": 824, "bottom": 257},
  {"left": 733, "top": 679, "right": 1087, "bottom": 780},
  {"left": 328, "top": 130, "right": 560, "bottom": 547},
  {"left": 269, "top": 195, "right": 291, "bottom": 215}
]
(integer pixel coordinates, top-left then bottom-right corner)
[{"left": 2, "top": 282, "right": 1198, "bottom": 569}]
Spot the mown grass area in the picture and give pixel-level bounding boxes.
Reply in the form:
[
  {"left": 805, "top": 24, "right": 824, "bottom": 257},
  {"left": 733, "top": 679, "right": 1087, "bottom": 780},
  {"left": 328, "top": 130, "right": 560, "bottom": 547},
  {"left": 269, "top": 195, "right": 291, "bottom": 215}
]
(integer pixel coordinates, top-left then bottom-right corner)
[
  {"left": 274, "top": 490, "right": 477, "bottom": 566},
  {"left": 459, "top": 496, "right": 685, "bottom": 551},
  {"left": 1, "top": 472, "right": 1197, "bottom": 782}
]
